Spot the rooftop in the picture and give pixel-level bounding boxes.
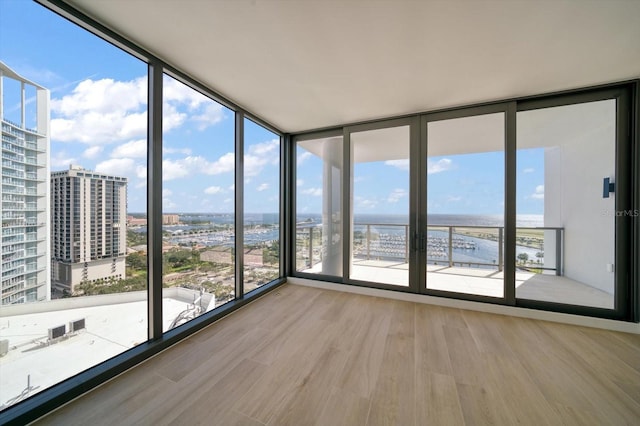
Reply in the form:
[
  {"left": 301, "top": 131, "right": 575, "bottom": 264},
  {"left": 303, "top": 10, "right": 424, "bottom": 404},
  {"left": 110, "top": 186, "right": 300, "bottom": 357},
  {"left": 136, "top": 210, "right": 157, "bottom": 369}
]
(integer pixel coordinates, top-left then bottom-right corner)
[{"left": 0, "top": 288, "right": 213, "bottom": 409}]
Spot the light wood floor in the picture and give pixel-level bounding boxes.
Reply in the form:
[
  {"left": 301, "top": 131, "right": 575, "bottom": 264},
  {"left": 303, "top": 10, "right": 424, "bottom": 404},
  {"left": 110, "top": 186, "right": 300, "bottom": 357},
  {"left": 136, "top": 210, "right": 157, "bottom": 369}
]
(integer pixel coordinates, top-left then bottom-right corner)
[{"left": 36, "top": 284, "right": 640, "bottom": 425}]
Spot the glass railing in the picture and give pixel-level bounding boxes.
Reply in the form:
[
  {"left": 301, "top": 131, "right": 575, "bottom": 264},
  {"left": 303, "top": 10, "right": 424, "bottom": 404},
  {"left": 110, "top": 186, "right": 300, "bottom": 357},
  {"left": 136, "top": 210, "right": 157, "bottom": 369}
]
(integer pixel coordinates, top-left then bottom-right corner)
[
  {"left": 2, "top": 143, "right": 25, "bottom": 154},
  {"left": 2, "top": 267, "right": 25, "bottom": 278},
  {"left": 2, "top": 235, "right": 25, "bottom": 244},
  {"left": 3, "top": 171, "right": 25, "bottom": 179},
  {"left": 296, "top": 223, "right": 564, "bottom": 275}
]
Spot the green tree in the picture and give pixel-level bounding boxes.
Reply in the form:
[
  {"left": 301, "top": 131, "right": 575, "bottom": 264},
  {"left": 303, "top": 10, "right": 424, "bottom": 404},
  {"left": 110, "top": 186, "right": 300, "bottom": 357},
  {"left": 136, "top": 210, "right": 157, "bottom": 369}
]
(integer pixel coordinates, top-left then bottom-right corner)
[
  {"left": 126, "top": 252, "right": 147, "bottom": 272},
  {"left": 517, "top": 252, "right": 529, "bottom": 265},
  {"left": 263, "top": 240, "right": 280, "bottom": 265}
]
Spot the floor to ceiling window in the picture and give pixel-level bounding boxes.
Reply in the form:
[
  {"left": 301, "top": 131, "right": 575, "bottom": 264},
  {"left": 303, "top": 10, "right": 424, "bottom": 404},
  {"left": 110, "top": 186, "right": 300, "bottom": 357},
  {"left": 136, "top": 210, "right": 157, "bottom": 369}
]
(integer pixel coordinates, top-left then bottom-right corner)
[
  {"left": 0, "top": 0, "right": 290, "bottom": 421},
  {"left": 425, "top": 111, "right": 506, "bottom": 299},
  {"left": 161, "top": 74, "right": 236, "bottom": 332},
  {"left": 348, "top": 122, "right": 412, "bottom": 287},
  {"left": 293, "top": 89, "right": 635, "bottom": 321},
  {"left": 516, "top": 98, "right": 617, "bottom": 309},
  {"left": 295, "top": 133, "right": 344, "bottom": 277},
  {"left": 1, "top": 0, "right": 148, "bottom": 410},
  {"left": 242, "top": 117, "right": 281, "bottom": 294}
]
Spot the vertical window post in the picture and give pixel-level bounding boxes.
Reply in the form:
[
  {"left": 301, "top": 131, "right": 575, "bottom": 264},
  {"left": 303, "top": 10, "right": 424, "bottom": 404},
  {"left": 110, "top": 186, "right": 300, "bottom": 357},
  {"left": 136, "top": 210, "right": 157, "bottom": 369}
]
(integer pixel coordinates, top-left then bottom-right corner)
[
  {"left": 147, "top": 61, "right": 163, "bottom": 339},
  {"left": 235, "top": 112, "right": 244, "bottom": 298}
]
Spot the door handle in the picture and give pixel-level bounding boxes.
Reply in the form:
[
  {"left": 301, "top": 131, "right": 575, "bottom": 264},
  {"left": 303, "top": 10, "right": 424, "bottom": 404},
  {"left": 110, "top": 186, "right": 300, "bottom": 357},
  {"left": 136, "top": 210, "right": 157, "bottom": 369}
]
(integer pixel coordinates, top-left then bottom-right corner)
[{"left": 603, "top": 177, "right": 615, "bottom": 198}]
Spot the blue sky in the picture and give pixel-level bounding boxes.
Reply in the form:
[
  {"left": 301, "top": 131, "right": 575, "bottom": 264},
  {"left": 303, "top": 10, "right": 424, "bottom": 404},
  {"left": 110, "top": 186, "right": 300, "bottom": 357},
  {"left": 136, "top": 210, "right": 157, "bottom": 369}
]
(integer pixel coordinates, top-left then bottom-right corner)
[
  {"left": 1, "top": 0, "right": 280, "bottom": 214},
  {"left": 297, "top": 145, "right": 545, "bottom": 217},
  {"left": 2, "top": 1, "right": 543, "bottom": 217}
]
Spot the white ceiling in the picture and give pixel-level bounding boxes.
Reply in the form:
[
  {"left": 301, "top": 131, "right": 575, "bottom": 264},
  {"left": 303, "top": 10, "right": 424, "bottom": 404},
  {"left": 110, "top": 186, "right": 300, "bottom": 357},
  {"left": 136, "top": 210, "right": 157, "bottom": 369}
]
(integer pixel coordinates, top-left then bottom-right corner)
[{"left": 64, "top": 0, "right": 640, "bottom": 134}]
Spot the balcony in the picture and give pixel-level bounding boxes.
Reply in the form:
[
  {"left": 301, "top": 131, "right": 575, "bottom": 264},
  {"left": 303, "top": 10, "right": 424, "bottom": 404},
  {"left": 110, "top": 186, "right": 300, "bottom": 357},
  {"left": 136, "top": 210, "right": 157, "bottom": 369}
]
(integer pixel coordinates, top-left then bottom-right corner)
[
  {"left": 2, "top": 235, "right": 25, "bottom": 244},
  {"left": 2, "top": 266, "right": 25, "bottom": 279},
  {"left": 297, "top": 223, "right": 613, "bottom": 309},
  {"left": 24, "top": 157, "right": 44, "bottom": 167}
]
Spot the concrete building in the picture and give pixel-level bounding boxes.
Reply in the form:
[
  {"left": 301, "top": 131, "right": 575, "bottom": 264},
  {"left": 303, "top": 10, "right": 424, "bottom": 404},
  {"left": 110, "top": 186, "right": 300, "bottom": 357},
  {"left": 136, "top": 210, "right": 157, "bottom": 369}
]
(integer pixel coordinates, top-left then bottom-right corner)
[
  {"left": 126, "top": 215, "right": 147, "bottom": 226},
  {"left": 162, "top": 214, "right": 179, "bottom": 225},
  {"left": 50, "top": 166, "right": 127, "bottom": 294},
  {"left": 0, "top": 62, "right": 50, "bottom": 305}
]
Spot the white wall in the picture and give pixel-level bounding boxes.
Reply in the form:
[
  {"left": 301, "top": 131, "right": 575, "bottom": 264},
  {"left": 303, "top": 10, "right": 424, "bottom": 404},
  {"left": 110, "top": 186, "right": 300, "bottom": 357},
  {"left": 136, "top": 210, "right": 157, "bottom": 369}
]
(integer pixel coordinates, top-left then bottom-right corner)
[{"left": 543, "top": 101, "right": 616, "bottom": 294}]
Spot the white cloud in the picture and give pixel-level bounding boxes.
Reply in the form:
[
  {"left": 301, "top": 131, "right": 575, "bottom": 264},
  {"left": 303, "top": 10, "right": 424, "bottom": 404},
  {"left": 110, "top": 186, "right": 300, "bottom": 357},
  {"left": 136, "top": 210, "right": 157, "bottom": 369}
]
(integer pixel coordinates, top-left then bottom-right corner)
[
  {"left": 428, "top": 158, "right": 453, "bottom": 174},
  {"left": 387, "top": 188, "right": 407, "bottom": 203},
  {"left": 112, "top": 139, "right": 147, "bottom": 158},
  {"left": 50, "top": 151, "right": 77, "bottom": 169},
  {"left": 297, "top": 151, "right": 312, "bottom": 164},
  {"left": 385, "top": 159, "right": 409, "bottom": 171},
  {"left": 163, "top": 76, "right": 209, "bottom": 108},
  {"left": 531, "top": 185, "right": 544, "bottom": 199},
  {"left": 302, "top": 187, "right": 322, "bottom": 197},
  {"left": 355, "top": 196, "right": 377, "bottom": 210},
  {"left": 256, "top": 183, "right": 269, "bottom": 192},
  {"left": 164, "top": 146, "right": 192, "bottom": 155},
  {"left": 162, "top": 158, "right": 192, "bottom": 180},
  {"left": 162, "top": 189, "right": 172, "bottom": 197},
  {"left": 223, "top": 198, "right": 232, "bottom": 204},
  {"left": 50, "top": 75, "right": 227, "bottom": 147},
  {"left": 136, "top": 165, "right": 147, "bottom": 180},
  {"left": 163, "top": 76, "right": 226, "bottom": 131},
  {"left": 296, "top": 179, "right": 304, "bottom": 187},
  {"left": 83, "top": 146, "right": 103, "bottom": 159},
  {"left": 50, "top": 77, "right": 148, "bottom": 144},
  {"left": 204, "top": 186, "right": 223, "bottom": 194},
  {"left": 53, "top": 77, "right": 146, "bottom": 116},
  {"left": 446, "top": 195, "right": 462, "bottom": 202},
  {"left": 209, "top": 153, "right": 235, "bottom": 175},
  {"left": 162, "top": 102, "right": 186, "bottom": 132},
  {"left": 192, "top": 102, "right": 225, "bottom": 130},
  {"left": 384, "top": 158, "right": 453, "bottom": 174},
  {"left": 162, "top": 153, "right": 234, "bottom": 181},
  {"left": 523, "top": 167, "right": 535, "bottom": 174},
  {"left": 95, "top": 158, "right": 136, "bottom": 178},
  {"left": 245, "top": 139, "right": 279, "bottom": 176}
]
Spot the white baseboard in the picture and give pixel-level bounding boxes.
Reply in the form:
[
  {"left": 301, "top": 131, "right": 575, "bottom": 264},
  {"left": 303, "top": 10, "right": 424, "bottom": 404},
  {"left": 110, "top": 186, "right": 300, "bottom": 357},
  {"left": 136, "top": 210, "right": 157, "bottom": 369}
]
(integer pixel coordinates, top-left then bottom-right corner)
[{"left": 287, "top": 277, "right": 640, "bottom": 334}]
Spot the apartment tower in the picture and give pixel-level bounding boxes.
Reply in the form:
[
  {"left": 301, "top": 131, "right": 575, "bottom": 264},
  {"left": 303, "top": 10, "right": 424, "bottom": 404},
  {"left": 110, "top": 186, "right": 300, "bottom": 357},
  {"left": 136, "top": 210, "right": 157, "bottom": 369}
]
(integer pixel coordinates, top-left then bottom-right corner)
[
  {"left": 0, "top": 62, "right": 50, "bottom": 305},
  {"left": 51, "top": 166, "right": 127, "bottom": 294}
]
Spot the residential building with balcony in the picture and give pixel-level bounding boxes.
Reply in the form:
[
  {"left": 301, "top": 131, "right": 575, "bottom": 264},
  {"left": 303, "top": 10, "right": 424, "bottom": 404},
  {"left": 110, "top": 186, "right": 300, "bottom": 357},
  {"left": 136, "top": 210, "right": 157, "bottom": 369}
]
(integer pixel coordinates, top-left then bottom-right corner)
[
  {"left": 0, "top": 62, "right": 50, "bottom": 305},
  {"left": 50, "top": 166, "right": 127, "bottom": 294}
]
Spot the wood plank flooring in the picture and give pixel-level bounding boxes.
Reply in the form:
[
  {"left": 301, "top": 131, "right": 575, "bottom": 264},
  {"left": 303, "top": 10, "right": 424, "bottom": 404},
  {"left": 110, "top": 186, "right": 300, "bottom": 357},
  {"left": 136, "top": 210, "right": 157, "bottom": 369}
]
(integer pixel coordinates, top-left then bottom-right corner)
[{"left": 35, "top": 284, "right": 640, "bottom": 425}]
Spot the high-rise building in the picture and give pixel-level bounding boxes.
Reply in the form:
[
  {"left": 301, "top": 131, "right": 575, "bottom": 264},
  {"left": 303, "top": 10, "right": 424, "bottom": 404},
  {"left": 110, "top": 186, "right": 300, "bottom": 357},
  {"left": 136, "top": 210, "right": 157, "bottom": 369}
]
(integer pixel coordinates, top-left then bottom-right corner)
[
  {"left": 0, "top": 62, "right": 50, "bottom": 305},
  {"left": 50, "top": 165, "right": 127, "bottom": 294},
  {"left": 162, "top": 214, "right": 179, "bottom": 225}
]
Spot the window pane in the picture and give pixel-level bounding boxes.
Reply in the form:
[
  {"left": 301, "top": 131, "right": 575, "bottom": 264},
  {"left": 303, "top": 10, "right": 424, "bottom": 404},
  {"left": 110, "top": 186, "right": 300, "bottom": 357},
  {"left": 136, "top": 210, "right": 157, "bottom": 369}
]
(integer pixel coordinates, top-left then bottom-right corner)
[
  {"left": 516, "top": 100, "right": 616, "bottom": 309},
  {"left": 243, "top": 118, "right": 280, "bottom": 293},
  {"left": 426, "top": 113, "right": 505, "bottom": 298},
  {"left": 295, "top": 136, "right": 343, "bottom": 276},
  {"left": 1, "top": 1, "right": 147, "bottom": 410},
  {"left": 162, "top": 75, "right": 236, "bottom": 331},
  {"left": 350, "top": 125, "right": 410, "bottom": 286}
]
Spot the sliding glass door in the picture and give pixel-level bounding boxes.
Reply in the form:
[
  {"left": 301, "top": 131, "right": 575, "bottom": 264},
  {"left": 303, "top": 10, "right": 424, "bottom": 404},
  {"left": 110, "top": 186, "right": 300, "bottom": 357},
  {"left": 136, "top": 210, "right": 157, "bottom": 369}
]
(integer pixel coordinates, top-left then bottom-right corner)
[
  {"left": 422, "top": 109, "right": 507, "bottom": 299},
  {"left": 515, "top": 92, "right": 631, "bottom": 314},
  {"left": 346, "top": 119, "right": 417, "bottom": 289},
  {"left": 294, "top": 86, "right": 634, "bottom": 320}
]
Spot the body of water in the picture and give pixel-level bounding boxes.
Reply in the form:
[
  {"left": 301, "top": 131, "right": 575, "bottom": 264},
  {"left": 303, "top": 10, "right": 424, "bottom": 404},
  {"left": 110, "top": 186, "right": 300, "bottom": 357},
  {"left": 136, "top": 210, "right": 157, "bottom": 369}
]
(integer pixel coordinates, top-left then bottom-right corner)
[{"left": 131, "top": 212, "right": 549, "bottom": 268}]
